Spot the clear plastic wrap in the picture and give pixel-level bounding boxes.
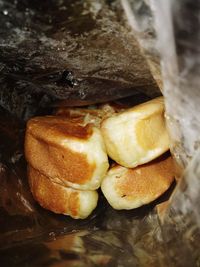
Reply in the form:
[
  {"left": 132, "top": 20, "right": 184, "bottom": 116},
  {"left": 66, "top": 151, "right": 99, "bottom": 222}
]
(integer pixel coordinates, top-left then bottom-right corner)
[
  {"left": 0, "top": 0, "right": 159, "bottom": 120},
  {"left": 1, "top": 0, "right": 200, "bottom": 266},
  {"left": 123, "top": 0, "right": 200, "bottom": 266},
  {"left": 0, "top": 1, "right": 164, "bottom": 266}
]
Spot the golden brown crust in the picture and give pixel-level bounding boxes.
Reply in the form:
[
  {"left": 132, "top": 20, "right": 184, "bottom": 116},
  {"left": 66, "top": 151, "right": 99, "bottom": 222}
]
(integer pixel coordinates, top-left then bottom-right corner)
[
  {"left": 28, "top": 166, "right": 99, "bottom": 219},
  {"left": 25, "top": 132, "right": 95, "bottom": 185},
  {"left": 101, "top": 153, "right": 175, "bottom": 210},
  {"left": 25, "top": 115, "right": 102, "bottom": 187},
  {"left": 25, "top": 114, "right": 109, "bottom": 190},
  {"left": 115, "top": 154, "right": 174, "bottom": 201},
  {"left": 28, "top": 166, "right": 80, "bottom": 217},
  {"left": 27, "top": 116, "right": 93, "bottom": 140}
]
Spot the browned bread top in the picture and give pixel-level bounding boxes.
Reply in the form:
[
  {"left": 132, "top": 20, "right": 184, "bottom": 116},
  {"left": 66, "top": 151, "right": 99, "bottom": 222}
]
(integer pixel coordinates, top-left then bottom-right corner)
[
  {"left": 25, "top": 115, "right": 109, "bottom": 190},
  {"left": 27, "top": 115, "right": 93, "bottom": 141},
  {"left": 28, "top": 166, "right": 98, "bottom": 219},
  {"left": 101, "top": 154, "right": 174, "bottom": 210}
]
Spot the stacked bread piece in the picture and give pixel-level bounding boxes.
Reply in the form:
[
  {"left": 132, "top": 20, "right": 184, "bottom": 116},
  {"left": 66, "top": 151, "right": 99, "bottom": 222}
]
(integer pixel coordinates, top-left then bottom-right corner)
[
  {"left": 25, "top": 115, "right": 109, "bottom": 219},
  {"left": 100, "top": 97, "right": 174, "bottom": 209},
  {"left": 25, "top": 97, "right": 175, "bottom": 219}
]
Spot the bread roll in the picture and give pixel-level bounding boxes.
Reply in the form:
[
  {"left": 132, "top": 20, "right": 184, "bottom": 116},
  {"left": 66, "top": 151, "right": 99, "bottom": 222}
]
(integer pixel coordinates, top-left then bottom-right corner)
[
  {"left": 25, "top": 116, "right": 109, "bottom": 190},
  {"left": 101, "top": 97, "right": 169, "bottom": 168},
  {"left": 56, "top": 103, "right": 125, "bottom": 128},
  {"left": 101, "top": 154, "right": 174, "bottom": 210},
  {"left": 28, "top": 166, "right": 98, "bottom": 219}
]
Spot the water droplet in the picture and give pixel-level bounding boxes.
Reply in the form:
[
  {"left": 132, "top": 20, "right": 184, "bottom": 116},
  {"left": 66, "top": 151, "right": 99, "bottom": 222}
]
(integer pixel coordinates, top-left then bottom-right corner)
[{"left": 3, "top": 10, "right": 8, "bottom": 15}]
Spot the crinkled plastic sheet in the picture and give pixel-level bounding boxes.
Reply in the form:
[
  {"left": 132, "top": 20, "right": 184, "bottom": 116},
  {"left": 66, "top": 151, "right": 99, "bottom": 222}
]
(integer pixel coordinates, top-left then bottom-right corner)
[
  {"left": 123, "top": 0, "right": 200, "bottom": 266},
  {"left": 0, "top": 0, "right": 159, "bottom": 120},
  {"left": 1, "top": 0, "right": 199, "bottom": 266},
  {"left": 0, "top": 0, "right": 166, "bottom": 266}
]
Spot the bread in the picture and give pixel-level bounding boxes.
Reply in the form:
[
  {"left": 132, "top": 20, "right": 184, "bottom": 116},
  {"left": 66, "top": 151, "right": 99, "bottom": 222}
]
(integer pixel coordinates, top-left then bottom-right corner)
[
  {"left": 28, "top": 166, "right": 98, "bottom": 219},
  {"left": 25, "top": 115, "right": 109, "bottom": 190},
  {"left": 101, "top": 154, "right": 174, "bottom": 210},
  {"left": 25, "top": 98, "right": 172, "bottom": 218},
  {"left": 55, "top": 103, "right": 125, "bottom": 128},
  {"left": 100, "top": 97, "right": 169, "bottom": 168}
]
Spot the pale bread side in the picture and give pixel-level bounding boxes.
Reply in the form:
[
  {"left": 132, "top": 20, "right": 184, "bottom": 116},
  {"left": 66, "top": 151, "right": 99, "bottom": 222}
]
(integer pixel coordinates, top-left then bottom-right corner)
[{"left": 101, "top": 97, "right": 169, "bottom": 168}]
